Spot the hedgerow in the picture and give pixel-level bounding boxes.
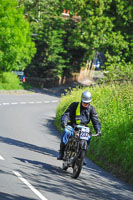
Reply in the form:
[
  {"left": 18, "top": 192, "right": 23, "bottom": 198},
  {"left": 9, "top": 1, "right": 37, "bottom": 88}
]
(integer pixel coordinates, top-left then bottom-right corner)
[{"left": 55, "top": 82, "right": 133, "bottom": 184}]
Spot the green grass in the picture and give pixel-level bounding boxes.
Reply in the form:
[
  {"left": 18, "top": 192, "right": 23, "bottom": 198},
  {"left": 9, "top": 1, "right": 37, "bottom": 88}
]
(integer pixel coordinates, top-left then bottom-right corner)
[
  {"left": 55, "top": 83, "right": 133, "bottom": 184},
  {"left": 0, "top": 72, "right": 31, "bottom": 90}
]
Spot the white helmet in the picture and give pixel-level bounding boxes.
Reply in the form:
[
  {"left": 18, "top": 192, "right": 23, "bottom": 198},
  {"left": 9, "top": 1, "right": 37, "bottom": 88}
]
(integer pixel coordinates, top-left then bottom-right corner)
[{"left": 81, "top": 91, "right": 91, "bottom": 103}]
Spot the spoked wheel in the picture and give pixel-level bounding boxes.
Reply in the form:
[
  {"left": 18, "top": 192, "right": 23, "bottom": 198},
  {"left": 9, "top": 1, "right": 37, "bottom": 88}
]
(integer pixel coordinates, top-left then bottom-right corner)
[
  {"left": 72, "top": 159, "right": 82, "bottom": 179},
  {"left": 72, "top": 151, "right": 86, "bottom": 179}
]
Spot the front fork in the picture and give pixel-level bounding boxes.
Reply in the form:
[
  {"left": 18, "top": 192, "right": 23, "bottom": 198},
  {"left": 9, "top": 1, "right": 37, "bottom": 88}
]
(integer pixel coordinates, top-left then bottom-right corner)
[{"left": 80, "top": 140, "right": 88, "bottom": 151}]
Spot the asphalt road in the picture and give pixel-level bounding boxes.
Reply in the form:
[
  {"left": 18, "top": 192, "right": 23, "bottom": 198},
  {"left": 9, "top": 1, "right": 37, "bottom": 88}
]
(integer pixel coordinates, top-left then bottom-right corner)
[{"left": 0, "top": 90, "right": 132, "bottom": 200}]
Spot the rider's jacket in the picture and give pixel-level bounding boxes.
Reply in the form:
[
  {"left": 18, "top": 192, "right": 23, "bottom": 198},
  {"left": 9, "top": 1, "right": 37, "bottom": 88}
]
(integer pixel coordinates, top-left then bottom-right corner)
[{"left": 61, "top": 102, "right": 101, "bottom": 133}]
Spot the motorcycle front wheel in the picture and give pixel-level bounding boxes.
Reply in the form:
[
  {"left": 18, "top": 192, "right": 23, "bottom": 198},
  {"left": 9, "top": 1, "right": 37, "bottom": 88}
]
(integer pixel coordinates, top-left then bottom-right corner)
[{"left": 72, "top": 150, "right": 86, "bottom": 179}]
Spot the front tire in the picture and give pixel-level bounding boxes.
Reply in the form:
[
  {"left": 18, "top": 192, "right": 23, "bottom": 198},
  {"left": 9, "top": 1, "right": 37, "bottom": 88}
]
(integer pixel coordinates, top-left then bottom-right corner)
[{"left": 72, "top": 151, "right": 86, "bottom": 179}]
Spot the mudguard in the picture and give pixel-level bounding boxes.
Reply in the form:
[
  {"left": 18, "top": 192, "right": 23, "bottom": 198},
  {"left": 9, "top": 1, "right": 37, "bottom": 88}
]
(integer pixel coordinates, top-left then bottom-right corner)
[{"left": 80, "top": 140, "right": 88, "bottom": 150}]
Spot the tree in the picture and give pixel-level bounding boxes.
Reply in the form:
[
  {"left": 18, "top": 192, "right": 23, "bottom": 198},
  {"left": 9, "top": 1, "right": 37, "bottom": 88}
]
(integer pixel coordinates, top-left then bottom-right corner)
[
  {"left": 62, "top": 0, "right": 130, "bottom": 63},
  {"left": 23, "top": 0, "right": 132, "bottom": 78},
  {"left": 106, "top": 0, "right": 133, "bottom": 63},
  {"left": 0, "top": 0, "right": 36, "bottom": 72}
]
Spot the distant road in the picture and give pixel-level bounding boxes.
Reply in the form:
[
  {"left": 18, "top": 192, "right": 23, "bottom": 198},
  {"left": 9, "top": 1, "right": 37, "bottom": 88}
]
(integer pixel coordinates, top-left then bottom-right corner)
[{"left": 0, "top": 91, "right": 132, "bottom": 200}]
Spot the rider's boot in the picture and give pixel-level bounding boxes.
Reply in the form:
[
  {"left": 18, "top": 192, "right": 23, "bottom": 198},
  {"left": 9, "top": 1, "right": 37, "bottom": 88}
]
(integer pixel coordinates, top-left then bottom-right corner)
[{"left": 57, "top": 142, "right": 66, "bottom": 160}]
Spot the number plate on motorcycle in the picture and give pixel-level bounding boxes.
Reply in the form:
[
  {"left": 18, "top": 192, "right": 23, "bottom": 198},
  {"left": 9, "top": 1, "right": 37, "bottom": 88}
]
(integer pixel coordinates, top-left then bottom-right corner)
[{"left": 80, "top": 127, "right": 90, "bottom": 140}]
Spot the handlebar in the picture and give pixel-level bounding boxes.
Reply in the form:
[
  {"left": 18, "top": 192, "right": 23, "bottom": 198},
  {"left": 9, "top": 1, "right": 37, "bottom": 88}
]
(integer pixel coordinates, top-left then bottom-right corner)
[
  {"left": 65, "top": 125, "right": 101, "bottom": 137},
  {"left": 91, "top": 133, "right": 101, "bottom": 137}
]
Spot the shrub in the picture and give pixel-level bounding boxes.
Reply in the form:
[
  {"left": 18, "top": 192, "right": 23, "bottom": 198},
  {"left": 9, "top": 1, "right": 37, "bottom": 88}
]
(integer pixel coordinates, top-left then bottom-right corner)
[{"left": 0, "top": 72, "right": 23, "bottom": 90}]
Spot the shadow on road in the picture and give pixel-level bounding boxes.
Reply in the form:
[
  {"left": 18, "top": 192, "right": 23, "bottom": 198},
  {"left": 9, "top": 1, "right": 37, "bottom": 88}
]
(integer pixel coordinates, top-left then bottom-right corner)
[
  {"left": 26, "top": 81, "right": 87, "bottom": 98},
  {"left": 0, "top": 136, "right": 57, "bottom": 158},
  {"left": 0, "top": 192, "right": 36, "bottom": 200},
  {"left": 13, "top": 156, "right": 133, "bottom": 200}
]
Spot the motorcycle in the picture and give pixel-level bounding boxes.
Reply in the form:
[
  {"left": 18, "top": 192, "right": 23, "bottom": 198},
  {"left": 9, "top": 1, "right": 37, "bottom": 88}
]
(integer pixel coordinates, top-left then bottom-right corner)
[{"left": 62, "top": 125, "right": 99, "bottom": 179}]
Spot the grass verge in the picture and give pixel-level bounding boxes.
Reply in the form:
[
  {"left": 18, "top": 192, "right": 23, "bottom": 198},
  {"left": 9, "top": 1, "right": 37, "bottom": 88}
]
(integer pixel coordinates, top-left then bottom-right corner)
[{"left": 55, "top": 82, "right": 133, "bottom": 185}]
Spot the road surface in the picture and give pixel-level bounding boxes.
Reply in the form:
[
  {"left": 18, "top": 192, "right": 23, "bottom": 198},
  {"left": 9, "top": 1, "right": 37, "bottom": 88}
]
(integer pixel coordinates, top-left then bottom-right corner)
[{"left": 0, "top": 90, "right": 132, "bottom": 200}]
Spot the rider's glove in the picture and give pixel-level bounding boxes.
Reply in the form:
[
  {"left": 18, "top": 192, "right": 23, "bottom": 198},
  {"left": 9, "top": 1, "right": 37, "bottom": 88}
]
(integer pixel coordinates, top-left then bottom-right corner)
[{"left": 61, "top": 121, "right": 67, "bottom": 128}]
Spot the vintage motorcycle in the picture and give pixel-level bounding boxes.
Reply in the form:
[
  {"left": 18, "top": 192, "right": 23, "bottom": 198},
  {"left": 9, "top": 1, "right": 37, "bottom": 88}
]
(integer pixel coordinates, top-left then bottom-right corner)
[{"left": 62, "top": 125, "right": 99, "bottom": 179}]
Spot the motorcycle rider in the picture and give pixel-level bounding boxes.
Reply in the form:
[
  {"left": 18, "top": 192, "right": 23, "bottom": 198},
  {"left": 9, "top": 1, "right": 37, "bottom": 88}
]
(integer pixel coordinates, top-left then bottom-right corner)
[{"left": 57, "top": 90, "right": 102, "bottom": 160}]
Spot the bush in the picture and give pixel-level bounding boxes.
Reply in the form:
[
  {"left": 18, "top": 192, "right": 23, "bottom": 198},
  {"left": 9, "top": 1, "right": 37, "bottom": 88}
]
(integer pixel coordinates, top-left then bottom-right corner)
[
  {"left": 0, "top": 72, "right": 23, "bottom": 90},
  {"left": 55, "top": 83, "right": 133, "bottom": 184},
  {"left": 102, "top": 62, "right": 133, "bottom": 82}
]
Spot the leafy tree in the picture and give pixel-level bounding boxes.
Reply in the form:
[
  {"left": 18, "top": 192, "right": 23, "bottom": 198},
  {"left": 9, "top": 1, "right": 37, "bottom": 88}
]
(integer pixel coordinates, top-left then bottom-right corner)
[
  {"left": 22, "top": 0, "right": 132, "bottom": 78},
  {"left": 63, "top": 0, "right": 130, "bottom": 62},
  {"left": 24, "top": 0, "right": 90, "bottom": 77},
  {"left": 20, "top": 0, "right": 65, "bottom": 77},
  {"left": 106, "top": 0, "right": 133, "bottom": 62},
  {"left": 0, "top": 0, "right": 36, "bottom": 72}
]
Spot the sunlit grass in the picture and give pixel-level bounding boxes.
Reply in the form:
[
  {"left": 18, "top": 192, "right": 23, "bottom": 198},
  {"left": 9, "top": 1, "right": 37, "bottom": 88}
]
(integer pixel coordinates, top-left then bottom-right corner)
[
  {"left": 0, "top": 72, "right": 31, "bottom": 90},
  {"left": 55, "top": 82, "right": 133, "bottom": 184}
]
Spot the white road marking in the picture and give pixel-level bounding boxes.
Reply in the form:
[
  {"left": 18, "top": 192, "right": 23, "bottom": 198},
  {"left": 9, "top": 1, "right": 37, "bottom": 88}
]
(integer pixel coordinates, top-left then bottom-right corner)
[
  {"left": 36, "top": 101, "right": 42, "bottom": 104},
  {"left": 0, "top": 155, "right": 5, "bottom": 160},
  {"left": 13, "top": 171, "right": 48, "bottom": 200},
  {"left": 0, "top": 100, "right": 58, "bottom": 106},
  {"left": 11, "top": 102, "right": 18, "bottom": 105},
  {"left": 20, "top": 102, "right": 27, "bottom": 104},
  {"left": 44, "top": 101, "right": 49, "bottom": 103},
  {"left": 51, "top": 100, "right": 58, "bottom": 103},
  {"left": 3, "top": 103, "right": 10, "bottom": 105}
]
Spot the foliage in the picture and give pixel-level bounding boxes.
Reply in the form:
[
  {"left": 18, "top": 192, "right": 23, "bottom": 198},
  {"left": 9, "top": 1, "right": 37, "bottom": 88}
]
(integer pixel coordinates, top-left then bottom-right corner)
[
  {"left": 1, "top": 0, "right": 132, "bottom": 79},
  {"left": 55, "top": 83, "right": 133, "bottom": 184},
  {"left": 0, "top": 72, "right": 32, "bottom": 90},
  {"left": 100, "top": 62, "right": 133, "bottom": 82},
  {"left": 0, "top": 0, "right": 36, "bottom": 72},
  {"left": 25, "top": 14, "right": 86, "bottom": 77},
  {"left": 60, "top": 0, "right": 132, "bottom": 63},
  {"left": 22, "top": 0, "right": 132, "bottom": 78},
  {"left": 106, "top": 0, "right": 133, "bottom": 63},
  {"left": 29, "top": 17, "right": 71, "bottom": 77},
  {"left": 0, "top": 72, "right": 23, "bottom": 89}
]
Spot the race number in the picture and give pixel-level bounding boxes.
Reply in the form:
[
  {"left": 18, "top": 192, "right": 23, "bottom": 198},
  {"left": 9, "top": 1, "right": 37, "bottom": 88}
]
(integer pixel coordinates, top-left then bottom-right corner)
[{"left": 80, "top": 127, "right": 90, "bottom": 140}]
